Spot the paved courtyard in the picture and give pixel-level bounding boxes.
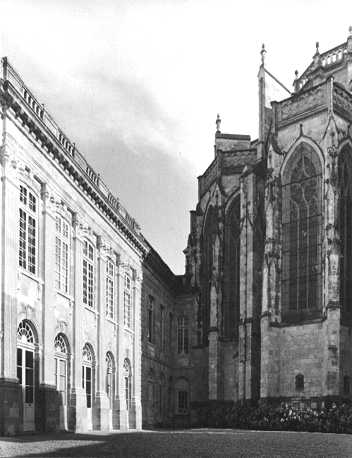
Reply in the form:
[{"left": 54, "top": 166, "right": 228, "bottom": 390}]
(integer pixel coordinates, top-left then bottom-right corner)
[{"left": 1, "top": 429, "right": 352, "bottom": 457}]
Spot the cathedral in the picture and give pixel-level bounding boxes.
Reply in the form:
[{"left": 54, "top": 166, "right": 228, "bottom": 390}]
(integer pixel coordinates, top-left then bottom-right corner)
[{"left": 1, "top": 29, "right": 352, "bottom": 435}]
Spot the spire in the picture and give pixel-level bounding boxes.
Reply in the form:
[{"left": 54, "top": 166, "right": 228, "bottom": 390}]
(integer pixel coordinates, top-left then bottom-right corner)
[
  {"left": 215, "top": 114, "right": 221, "bottom": 134},
  {"left": 260, "top": 43, "right": 266, "bottom": 66}
]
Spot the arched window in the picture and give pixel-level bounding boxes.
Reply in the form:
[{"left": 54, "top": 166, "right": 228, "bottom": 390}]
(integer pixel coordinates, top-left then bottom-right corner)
[
  {"left": 282, "top": 144, "right": 322, "bottom": 321},
  {"left": 106, "top": 352, "right": 115, "bottom": 408},
  {"left": 123, "top": 359, "right": 132, "bottom": 410},
  {"left": 201, "top": 206, "right": 218, "bottom": 344},
  {"left": 222, "top": 196, "right": 241, "bottom": 340},
  {"left": 82, "top": 343, "right": 94, "bottom": 409},
  {"left": 17, "top": 320, "right": 37, "bottom": 427},
  {"left": 54, "top": 334, "right": 69, "bottom": 405},
  {"left": 339, "top": 146, "right": 352, "bottom": 321},
  {"left": 295, "top": 373, "right": 304, "bottom": 391},
  {"left": 17, "top": 320, "right": 35, "bottom": 344}
]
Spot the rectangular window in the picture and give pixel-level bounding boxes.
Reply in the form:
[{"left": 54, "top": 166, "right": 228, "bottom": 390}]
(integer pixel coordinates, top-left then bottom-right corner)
[
  {"left": 177, "top": 316, "right": 189, "bottom": 354},
  {"left": 169, "top": 313, "right": 173, "bottom": 352},
  {"left": 83, "top": 240, "right": 95, "bottom": 307},
  {"left": 177, "top": 390, "right": 188, "bottom": 414},
  {"left": 124, "top": 273, "right": 132, "bottom": 327},
  {"left": 160, "top": 306, "right": 165, "bottom": 351},
  {"left": 106, "top": 260, "right": 115, "bottom": 319},
  {"left": 55, "top": 215, "right": 70, "bottom": 293},
  {"left": 147, "top": 296, "right": 154, "bottom": 343},
  {"left": 55, "top": 358, "right": 67, "bottom": 405},
  {"left": 19, "top": 185, "right": 37, "bottom": 274}
]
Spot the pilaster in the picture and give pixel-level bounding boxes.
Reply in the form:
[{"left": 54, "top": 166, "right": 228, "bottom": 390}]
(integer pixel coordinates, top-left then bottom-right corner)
[
  {"left": 69, "top": 214, "right": 87, "bottom": 432},
  {"left": 93, "top": 237, "right": 110, "bottom": 431},
  {"left": 40, "top": 184, "right": 59, "bottom": 431},
  {"left": 132, "top": 270, "right": 142, "bottom": 430},
  {"left": 0, "top": 135, "right": 21, "bottom": 434}
]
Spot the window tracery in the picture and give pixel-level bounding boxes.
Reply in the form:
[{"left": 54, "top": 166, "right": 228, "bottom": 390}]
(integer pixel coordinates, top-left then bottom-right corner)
[
  {"left": 17, "top": 320, "right": 35, "bottom": 344},
  {"left": 222, "top": 196, "right": 241, "bottom": 340},
  {"left": 339, "top": 146, "right": 352, "bottom": 321},
  {"left": 281, "top": 144, "right": 322, "bottom": 321},
  {"left": 54, "top": 334, "right": 68, "bottom": 354},
  {"left": 200, "top": 206, "right": 217, "bottom": 344}
]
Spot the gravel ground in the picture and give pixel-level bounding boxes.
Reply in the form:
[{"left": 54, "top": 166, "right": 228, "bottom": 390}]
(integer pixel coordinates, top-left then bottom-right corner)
[{"left": 0, "top": 429, "right": 352, "bottom": 458}]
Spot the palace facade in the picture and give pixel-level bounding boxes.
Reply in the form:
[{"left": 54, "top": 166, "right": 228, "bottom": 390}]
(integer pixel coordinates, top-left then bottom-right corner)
[{"left": 1, "top": 29, "right": 352, "bottom": 435}]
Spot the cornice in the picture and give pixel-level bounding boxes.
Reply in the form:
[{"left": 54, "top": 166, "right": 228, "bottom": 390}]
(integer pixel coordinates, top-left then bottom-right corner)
[{"left": 0, "top": 59, "right": 149, "bottom": 258}]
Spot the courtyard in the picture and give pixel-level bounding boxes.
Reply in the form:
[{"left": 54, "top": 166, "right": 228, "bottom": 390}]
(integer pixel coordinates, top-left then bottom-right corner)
[{"left": 0, "top": 429, "right": 352, "bottom": 457}]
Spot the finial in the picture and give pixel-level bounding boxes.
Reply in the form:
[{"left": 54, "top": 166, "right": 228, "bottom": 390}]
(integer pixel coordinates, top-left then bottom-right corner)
[
  {"left": 261, "top": 43, "right": 266, "bottom": 65},
  {"left": 293, "top": 70, "right": 300, "bottom": 92},
  {"left": 315, "top": 41, "right": 320, "bottom": 55},
  {"left": 349, "top": 25, "right": 352, "bottom": 36},
  {"left": 216, "top": 114, "right": 221, "bottom": 133}
]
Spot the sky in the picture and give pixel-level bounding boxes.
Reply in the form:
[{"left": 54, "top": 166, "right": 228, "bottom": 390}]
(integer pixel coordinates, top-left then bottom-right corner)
[{"left": 1, "top": 0, "right": 352, "bottom": 273}]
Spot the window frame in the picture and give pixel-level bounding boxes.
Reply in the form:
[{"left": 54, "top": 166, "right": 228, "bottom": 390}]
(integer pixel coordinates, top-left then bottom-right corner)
[
  {"left": 123, "top": 271, "right": 132, "bottom": 328},
  {"left": 281, "top": 144, "right": 323, "bottom": 322},
  {"left": 19, "top": 184, "right": 38, "bottom": 275},
  {"left": 147, "top": 295, "right": 154, "bottom": 343},
  {"left": 55, "top": 214, "right": 71, "bottom": 295},
  {"left": 177, "top": 315, "right": 189, "bottom": 354},
  {"left": 83, "top": 239, "right": 95, "bottom": 308},
  {"left": 105, "top": 258, "right": 115, "bottom": 319}
]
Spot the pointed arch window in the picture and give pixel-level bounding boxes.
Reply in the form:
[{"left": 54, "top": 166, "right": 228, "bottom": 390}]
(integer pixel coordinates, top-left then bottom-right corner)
[
  {"left": 222, "top": 196, "right": 241, "bottom": 340},
  {"left": 201, "top": 206, "right": 218, "bottom": 344},
  {"left": 281, "top": 144, "right": 322, "bottom": 321},
  {"left": 339, "top": 146, "right": 352, "bottom": 321}
]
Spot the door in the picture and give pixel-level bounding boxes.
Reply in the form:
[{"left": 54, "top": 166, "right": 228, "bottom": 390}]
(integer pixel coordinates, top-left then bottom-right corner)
[
  {"left": 17, "top": 348, "right": 35, "bottom": 431},
  {"left": 55, "top": 357, "right": 68, "bottom": 430},
  {"left": 82, "top": 365, "right": 92, "bottom": 429}
]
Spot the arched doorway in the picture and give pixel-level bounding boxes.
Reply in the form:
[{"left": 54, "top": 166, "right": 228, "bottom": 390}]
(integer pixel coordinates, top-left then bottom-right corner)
[
  {"left": 82, "top": 343, "right": 95, "bottom": 430},
  {"left": 17, "top": 320, "right": 37, "bottom": 432},
  {"left": 54, "top": 333, "right": 69, "bottom": 430}
]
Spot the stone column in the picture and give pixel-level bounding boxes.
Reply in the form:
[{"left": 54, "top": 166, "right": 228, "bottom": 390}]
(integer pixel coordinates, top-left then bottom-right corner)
[
  {"left": 40, "top": 184, "right": 58, "bottom": 431},
  {"left": 69, "top": 215, "right": 87, "bottom": 432},
  {"left": 0, "top": 134, "right": 21, "bottom": 435},
  {"left": 93, "top": 237, "right": 110, "bottom": 430}
]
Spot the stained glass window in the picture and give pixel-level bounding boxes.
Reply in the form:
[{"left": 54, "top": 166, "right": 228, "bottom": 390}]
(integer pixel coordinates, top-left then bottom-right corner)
[
  {"left": 201, "top": 206, "right": 217, "bottom": 344},
  {"left": 339, "top": 147, "right": 352, "bottom": 321},
  {"left": 282, "top": 144, "right": 322, "bottom": 321},
  {"left": 222, "top": 196, "right": 241, "bottom": 340}
]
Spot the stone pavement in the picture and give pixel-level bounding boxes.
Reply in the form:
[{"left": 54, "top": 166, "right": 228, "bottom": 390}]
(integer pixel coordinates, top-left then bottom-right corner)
[{"left": 0, "top": 429, "right": 352, "bottom": 457}]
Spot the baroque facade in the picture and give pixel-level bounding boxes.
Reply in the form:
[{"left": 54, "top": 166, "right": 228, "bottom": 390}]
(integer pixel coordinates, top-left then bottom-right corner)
[{"left": 2, "top": 30, "right": 352, "bottom": 435}]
